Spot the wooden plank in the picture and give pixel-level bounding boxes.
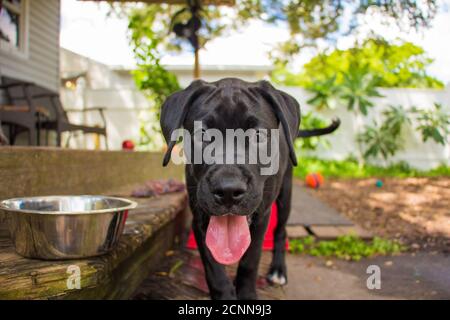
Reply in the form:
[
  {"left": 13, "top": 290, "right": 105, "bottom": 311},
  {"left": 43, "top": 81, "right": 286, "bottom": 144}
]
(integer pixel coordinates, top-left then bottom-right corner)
[
  {"left": 286, "top": 225, "right": 309, "bottom": 239},
  {"left": 310, "top": 225, "right": 373, "bottom": 240},
  {"left": 309, "top": 226, "right": 345, "bottom": 240},
  {"left": 0, "top": 192, "right": 188, "bottom": 299}
]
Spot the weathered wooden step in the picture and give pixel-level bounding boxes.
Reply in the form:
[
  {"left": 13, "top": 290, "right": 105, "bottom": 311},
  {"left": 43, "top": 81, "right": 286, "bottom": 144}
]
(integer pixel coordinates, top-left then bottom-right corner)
[{"left": 0, "top": 192, "right": 188, "bottom": 300}]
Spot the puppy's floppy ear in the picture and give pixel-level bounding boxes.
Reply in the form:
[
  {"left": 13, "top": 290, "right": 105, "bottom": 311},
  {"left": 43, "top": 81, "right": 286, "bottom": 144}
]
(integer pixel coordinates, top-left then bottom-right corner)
[
  {"left": 160, "top": 79, "right": 214, "bottom": 166},
  {"left": 251, "top": 80, "right": 300, "bottom": 166}
]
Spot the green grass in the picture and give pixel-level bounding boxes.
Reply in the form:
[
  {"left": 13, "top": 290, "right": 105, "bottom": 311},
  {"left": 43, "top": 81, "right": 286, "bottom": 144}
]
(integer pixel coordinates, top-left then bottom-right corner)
[
  {"left": 294, "top": 157, "right": 450, "bottom": 179},
  {"left": 290, "top": 235, "right": 406, "bottom": 261}
]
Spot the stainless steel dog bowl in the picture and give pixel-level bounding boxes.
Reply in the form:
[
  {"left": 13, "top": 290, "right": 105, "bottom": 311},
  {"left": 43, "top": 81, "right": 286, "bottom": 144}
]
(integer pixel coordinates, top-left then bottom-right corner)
[{"left": 0, "top": 195, "right": 137, "bottom": 260}]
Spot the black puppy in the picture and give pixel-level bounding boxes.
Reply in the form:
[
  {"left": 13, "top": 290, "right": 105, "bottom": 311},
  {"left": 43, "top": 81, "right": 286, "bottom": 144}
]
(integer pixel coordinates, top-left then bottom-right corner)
[{"left": 160, "top": 78, "right": 339, "bottom": 300}]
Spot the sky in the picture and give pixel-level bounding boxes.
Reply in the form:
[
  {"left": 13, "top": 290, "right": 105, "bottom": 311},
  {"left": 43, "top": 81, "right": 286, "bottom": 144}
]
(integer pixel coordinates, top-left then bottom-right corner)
[{"left": 60, "top": 0, "right": 450, "bottom": 84}]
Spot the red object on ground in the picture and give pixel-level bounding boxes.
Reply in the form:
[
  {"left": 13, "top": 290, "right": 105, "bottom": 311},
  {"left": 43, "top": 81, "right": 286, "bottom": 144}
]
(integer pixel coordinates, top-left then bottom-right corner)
[
  {"left": 122, "top": 140, "right": 135, "bottom": 151},
  {"left": 186, "top": 202, "right": 289, "bottom": 251},
  {"left": 305, "top": 172, "right": 324, "bottom": 189}
]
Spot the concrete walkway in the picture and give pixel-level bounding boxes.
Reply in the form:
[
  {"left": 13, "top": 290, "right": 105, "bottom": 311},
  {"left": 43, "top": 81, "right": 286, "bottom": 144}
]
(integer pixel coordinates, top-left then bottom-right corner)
[
  {"left": 287, "top": 182, "right": 373, "bottom": 239},
  {"left": 288, "top": 183, "right": 352, "bottom": 226},
  {"left": 284, "top": 252, "right": 450, "bottom": 299},
  {"left": 133, "top": 250, "right": 450, "bottom": 300}
]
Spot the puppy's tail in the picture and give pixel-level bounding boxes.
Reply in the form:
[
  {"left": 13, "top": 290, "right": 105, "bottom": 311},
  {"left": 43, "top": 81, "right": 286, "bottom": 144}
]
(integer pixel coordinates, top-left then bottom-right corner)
[{"left": 298, "top": 118, "right": 340, "bottom": 138}]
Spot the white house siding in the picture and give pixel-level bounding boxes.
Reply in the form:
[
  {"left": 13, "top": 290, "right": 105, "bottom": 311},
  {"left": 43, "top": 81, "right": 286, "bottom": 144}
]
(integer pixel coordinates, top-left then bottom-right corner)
[{"left": 0, "top": 0, "right": 60, "bottom": 91}]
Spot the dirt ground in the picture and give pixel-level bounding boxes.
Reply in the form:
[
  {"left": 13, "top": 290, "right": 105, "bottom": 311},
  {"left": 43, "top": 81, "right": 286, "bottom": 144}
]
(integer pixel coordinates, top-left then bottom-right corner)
[{"left": 308, "top": 177, "right": 450, "bottom": 251}]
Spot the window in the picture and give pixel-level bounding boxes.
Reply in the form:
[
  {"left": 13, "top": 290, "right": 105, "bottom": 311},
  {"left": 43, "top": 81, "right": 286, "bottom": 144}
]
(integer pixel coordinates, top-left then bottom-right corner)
[{"left": 0, "top": 0, "right": 28, "bottom": 57}]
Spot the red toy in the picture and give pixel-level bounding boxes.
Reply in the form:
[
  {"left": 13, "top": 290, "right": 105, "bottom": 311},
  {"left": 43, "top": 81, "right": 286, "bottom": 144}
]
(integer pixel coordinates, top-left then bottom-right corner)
[
  {"left": 122, "top": 140, "right": 135, "bottom": 151},
  {"left": 186, "top": 202, "right": 289, "bottom": 252},
  {"left": 305, "top": 172, "right": 324, "bottom": 189}
]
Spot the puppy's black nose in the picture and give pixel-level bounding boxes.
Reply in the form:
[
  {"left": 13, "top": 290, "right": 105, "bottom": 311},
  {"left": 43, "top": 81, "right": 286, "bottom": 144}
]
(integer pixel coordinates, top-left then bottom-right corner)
[{"left": 212, "top": 179, "right": 247, "bottom": 206}]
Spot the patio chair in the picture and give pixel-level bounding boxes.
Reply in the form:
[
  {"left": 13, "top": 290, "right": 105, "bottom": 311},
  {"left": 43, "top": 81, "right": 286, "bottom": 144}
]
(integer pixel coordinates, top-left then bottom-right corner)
[
  {"left": 0, "top": 77, "right": 40, "bottom": 146},
  {"left": 31, "top": 91, "right": 109, "bottom": 149},
  {"left": 1, "top": 76, "right": 108, "bottom": 148}
]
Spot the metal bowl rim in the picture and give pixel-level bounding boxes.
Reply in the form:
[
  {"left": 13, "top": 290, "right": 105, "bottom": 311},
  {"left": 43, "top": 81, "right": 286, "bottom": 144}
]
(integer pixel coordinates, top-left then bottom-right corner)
[{"left": 0, "top": 195, "right": 138, "bottom": 215}]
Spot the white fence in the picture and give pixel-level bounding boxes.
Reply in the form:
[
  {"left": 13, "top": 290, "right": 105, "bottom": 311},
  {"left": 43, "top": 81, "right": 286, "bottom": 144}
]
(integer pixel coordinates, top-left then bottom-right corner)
[
  {"left": 61, "top": 85, "right": 450, "bottom": 170},
  {"left": 280, "top": 86, "right": 450, "bottom": 170}
]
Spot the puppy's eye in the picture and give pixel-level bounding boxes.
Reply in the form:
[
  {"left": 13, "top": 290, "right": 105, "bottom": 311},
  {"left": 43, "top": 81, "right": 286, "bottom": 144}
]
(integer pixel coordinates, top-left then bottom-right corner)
[{"left": 255, "top": 129, "right": 268, "bottom": 144}]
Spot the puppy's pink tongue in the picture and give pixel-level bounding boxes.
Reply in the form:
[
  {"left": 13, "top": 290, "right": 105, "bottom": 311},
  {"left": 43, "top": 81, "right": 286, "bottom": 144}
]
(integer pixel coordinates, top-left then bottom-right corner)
[{"left": 206, "top": 215, "right": 251, "bottom": 265}]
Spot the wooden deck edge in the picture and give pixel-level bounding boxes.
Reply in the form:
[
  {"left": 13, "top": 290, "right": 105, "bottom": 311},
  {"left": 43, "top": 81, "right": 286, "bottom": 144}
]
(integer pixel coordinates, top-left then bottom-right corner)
[
  {"left": 61, "top": 207, "right": 189, "bottom": 300},
  {"left": 0, "top": 193, "right": 189, "bottom": 300}
]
